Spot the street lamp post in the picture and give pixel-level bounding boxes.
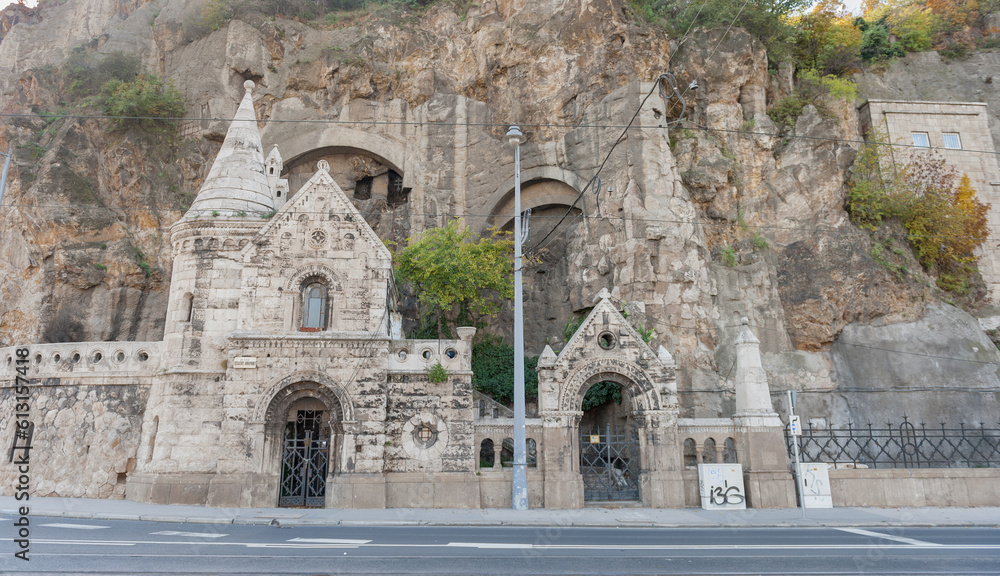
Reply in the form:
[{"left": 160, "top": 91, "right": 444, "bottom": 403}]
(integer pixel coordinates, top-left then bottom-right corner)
[{"left": 506, "top": 125, "right": 528, "bottom": 510}]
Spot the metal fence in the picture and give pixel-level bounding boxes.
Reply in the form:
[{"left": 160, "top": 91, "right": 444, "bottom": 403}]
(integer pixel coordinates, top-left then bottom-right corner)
[{"left": 786, "top": 417, "right": 1000, "bottom": 469}]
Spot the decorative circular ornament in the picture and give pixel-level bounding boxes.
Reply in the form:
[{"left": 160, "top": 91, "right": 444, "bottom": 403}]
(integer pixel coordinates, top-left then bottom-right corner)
[
  {"left": 317, "top": 159, "right": 330, "bottom": 172},
  {"left": 308, "top": 229, "right": 328, "bottom": 249},
  {"left": 400, "top": 413, "right": 449, "bottom": 459}
]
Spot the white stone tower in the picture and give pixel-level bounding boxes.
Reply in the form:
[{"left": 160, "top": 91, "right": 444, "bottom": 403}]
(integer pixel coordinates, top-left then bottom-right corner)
[{"left": 163, "top": 80, "right": 274, "bottom": 370}]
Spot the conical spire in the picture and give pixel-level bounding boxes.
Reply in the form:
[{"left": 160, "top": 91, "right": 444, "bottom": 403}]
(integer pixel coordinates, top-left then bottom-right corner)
[{"left": 185, "top": 80, "right": 275, "bottom": 218}]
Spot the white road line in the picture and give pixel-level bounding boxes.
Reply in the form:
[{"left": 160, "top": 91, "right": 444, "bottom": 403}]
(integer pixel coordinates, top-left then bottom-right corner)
[
  {"left": 448, "top": 542, "right": 533, "bottom": 549},
  {"left": 151, "top": 531, "right": 229, "bottom": 538},
  {"left": 29, "top": 538, "right": 998, "bottom": 551},
  {"left": 287, "top": 538, "right": 372, "bottom": 544},
  {"left": 836, "top": 527, "right": 944, "bottom": 547},
  {"left": 245, "top": 543, "right": 362, "bottom": 548},
  {"left": 39, "top": 523, "right": 109, "bottom": 530}
]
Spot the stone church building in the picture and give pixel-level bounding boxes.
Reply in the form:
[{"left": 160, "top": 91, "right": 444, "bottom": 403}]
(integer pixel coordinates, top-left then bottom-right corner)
[{"left": 1, "top": 80, "right": 797, "bottom": 510}]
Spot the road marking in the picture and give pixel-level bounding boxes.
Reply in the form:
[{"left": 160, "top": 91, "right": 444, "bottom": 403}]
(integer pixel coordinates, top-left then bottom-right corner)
[
  {"left": 151, "top": 531, "right": 229, "bottom": 538},
  {"left": 30, "top": 538, "right": 998, "bottom": 551},
  {"left": 836, "top": 527, "right": 943, "bottom": 547},
  {"left": 246, "top": 543, "right": 362, "bottom": 548},
  {"left": 448, "top": 542, "right": 534, "bottom": 549},
  {"left": 287, "top": 538, "right": 371, "bottom": 544},
  {"left": 40, "top": 523, "right": 109, "bottom": 530}
]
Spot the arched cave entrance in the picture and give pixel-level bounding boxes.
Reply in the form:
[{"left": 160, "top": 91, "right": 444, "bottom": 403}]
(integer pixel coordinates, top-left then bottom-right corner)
[
  {"left": 488, "top": 178, "right": 583, "bottom": 352},
  {"left": 281, "top": 146, "right": 409, "bottom": 246}
]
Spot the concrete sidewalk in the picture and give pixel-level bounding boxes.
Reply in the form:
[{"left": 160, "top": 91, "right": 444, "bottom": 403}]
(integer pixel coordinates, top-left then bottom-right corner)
[{"left": 2, "top": 496, "right": 998, "bottom": 528}]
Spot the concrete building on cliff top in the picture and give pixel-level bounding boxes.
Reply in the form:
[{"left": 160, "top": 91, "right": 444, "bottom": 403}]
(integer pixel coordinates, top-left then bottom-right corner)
[{"left": 2, "top": 80, "right": 998, "bottom": 510}]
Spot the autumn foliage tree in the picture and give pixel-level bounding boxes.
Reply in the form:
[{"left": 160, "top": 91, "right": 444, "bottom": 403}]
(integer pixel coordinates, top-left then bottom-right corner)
[{"left": 848, "top": 129, "right": 991, "bottom": 295}]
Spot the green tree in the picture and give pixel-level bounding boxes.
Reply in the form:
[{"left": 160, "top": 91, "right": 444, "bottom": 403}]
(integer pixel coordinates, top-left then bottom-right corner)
[
  {"left": 393, "top": 219, "right": 513, "bottom": 333},
  {"left": 856, "top": 16, "right": 906, "bottom": 62}
]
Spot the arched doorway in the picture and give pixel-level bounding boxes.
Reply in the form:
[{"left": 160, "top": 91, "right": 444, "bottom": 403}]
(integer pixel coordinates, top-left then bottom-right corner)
[
  {"left": 278, "top": 398, "right": 333, "bottom": 507},
  {"left": 261, "top": 378, "right": 349, "bottom": 508},
  {"left": 536, "top": 294, "right": 681, "bottom": 508},
  {"left": 578, "top": 379, "right": 641, "bottom": 502}
]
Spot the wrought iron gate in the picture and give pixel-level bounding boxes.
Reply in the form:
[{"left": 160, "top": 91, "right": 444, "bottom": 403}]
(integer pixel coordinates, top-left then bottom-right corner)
[
  {"left": 580, "top": 423, "right": 640, "bottom": 501},
  {"left": 279, "top": 410, "right": 329, "bottom": 508}
]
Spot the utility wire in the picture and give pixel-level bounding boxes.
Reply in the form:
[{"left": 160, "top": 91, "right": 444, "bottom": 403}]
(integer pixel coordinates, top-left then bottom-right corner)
[
  {"left": 528, "top": 72, "right": 687, "bottom": 252},
  {"left": 0, "top": 203, "right": 991, "bottom": 242},
  {"left": 602, "top": 294, "right": 1000, "bottom": 369}
]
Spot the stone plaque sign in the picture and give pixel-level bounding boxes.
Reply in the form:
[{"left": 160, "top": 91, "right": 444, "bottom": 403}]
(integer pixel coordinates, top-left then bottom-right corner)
[
  {"left": 698, "top": 464, "right": 746, "bottom": 510},
  {"left": 798, "top": 462, "right": 833, "bottom": 508},
  {"left": 233, "top": 356, "right": 257, "bottom": 369}
]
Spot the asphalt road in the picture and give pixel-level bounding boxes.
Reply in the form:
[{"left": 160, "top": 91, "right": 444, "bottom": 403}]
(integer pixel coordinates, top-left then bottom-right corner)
[{"left": 4, "top": 518, "right": 999, "bottom": 575}]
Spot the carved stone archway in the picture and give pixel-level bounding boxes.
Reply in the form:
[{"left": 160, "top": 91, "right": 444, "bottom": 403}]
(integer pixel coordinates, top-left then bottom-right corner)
[
  {"left": 257, "top": 377, "right": 353, "bottom": 508},
  {"left": 536, "top": 294, "right": 683, "bottom": 508}
]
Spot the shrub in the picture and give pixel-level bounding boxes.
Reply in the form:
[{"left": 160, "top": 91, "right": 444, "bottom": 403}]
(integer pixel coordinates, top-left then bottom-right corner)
[
  {"left": 721, "top": 245, "right": 737, "bottom": 267},
  {"left": 582, "top": 381, "right": 622, "bottom": 411},
  {"left": 63, "top": 50, "right": 143, "bottom": 100},
  {"left": 394, "top": 220, "right": 513, "bottom": 333},
  {"left": 471, "top": 335, "right": 539, "bottom": 405},
  {"left": 767, "top": 93, "right": 811, "bottom": 126},
  {"left": 847, "top": 127, "right": 990, "bottom": 294},
  {"left": 628, "top": 0, "right": 812, "bottom": 61},
  {"left": 427, "top": 360, "right": 448, "bottom": 383},
  {"left": 857, "top": 16, "right": 906, "bottom": 62},
  {"left": 753, "top": 233, "right": 769, "bottom": 251},
  {"left": 101, "top": 73, "right": 186, "bottom": 133}
]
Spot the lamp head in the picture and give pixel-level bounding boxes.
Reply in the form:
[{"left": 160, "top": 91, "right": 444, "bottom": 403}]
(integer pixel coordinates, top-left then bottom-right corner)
[{"left": 506, "top": 125, "right": 525, "bottom": 147}]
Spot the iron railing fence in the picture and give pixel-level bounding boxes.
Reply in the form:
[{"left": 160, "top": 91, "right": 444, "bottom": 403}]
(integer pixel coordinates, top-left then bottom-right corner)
[{"left": 786, "top": 417, "right": 1000, "bottom": 469}]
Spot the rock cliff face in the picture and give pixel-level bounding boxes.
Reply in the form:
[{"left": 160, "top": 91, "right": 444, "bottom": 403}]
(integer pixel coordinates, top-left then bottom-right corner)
[{"left": 1, "top": 0, "right": 998, "bottom": 425}]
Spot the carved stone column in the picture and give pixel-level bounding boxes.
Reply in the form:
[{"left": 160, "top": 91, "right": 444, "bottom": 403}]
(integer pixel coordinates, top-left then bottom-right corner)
[
  {"left": 541, "top": 412, "right": 584, "bottom": 508},
  {"left": 636, "top": 410, "right": 685, "bottom": 508},
  {"left": 732, "top": 318, "right": 795, "bottom": 508}
]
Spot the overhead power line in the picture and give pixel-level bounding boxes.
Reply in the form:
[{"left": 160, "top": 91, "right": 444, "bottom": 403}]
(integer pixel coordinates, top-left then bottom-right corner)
[
  {"left": 0, "top": 204, "right": 990, "bottom": 243},
  {"left": 3, "top": 112, "right": 999, "bottom": 158}
]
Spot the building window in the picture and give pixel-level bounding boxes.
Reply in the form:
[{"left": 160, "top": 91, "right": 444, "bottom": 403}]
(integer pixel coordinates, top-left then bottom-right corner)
[
  {"left": 301, "top": 280, "right": 328, "bottom": 330},
  {"left": 911, "top": 132, "right": 930, "bottom": 148},
  {"left": 182, "top": 292, "right": 194, "bottom": 323},
  {"left": 943, "top": 132, "right": 962, "bottom": 149}
]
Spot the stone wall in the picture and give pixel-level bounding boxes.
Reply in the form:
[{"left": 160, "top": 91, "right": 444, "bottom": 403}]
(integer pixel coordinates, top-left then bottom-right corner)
[
  {"left": 0, "top": 380, "right": 148, "bottom": 499},
  {"left": 829, "top": 468, "right": 1000, "bottom": 507}
]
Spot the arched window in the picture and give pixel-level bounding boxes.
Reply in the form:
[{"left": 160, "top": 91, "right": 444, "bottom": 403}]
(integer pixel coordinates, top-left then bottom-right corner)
[
  {"left": 479, "top": 439, "right": 494, "bottom": 469},
  {"left": 182, "top": 292, "right": 194, "bottom": 323},
  {"left": 702, "top": 438, "right": 717, "bottom": 464},
  {"left": 724, "top": 437, "right": 738, "bottom": 463},
  {"left": 301, "top": 280, "right": 328, "bottom": 330},
  {"left": 683, "top": 438, "right": 697, "bottom": 468}
]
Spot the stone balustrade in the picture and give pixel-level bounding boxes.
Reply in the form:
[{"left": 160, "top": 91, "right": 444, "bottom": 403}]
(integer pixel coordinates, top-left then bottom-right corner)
[
  {"left": 0, "top": 342, "right": 162, "bottom": 379},
  {"left": 387, "top": 338, "right": 472, "bottom": 373}
]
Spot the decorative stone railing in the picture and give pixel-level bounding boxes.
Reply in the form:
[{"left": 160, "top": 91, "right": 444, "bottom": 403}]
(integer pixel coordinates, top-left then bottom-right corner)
[
  {"left": 387, "top": 338, "right": 471, "bottom": 373},
  {"left": 678, "top": 417, "right": 739, "bottom": 468},
  {"left": 0, "top": 342, "right": 162, "bottom": 379}
]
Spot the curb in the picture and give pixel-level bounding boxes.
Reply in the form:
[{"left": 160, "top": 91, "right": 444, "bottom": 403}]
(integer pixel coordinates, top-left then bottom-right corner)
[{"left": 5, "top": 506, "right": 999, "bottom": 529}]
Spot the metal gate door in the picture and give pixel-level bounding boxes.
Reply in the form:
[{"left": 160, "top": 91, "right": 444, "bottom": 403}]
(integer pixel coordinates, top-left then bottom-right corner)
[
  {"left": 279, "top": 410, "right": 329, "bottom": 508},
  {"left": 580, "top": 423, "right": 640, "bottom": 501}
]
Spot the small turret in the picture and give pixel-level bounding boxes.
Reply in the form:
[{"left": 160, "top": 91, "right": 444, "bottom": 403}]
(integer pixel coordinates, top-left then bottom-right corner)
[{"left": 265, "top": 145, "right": 289, "bottom": 209}]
